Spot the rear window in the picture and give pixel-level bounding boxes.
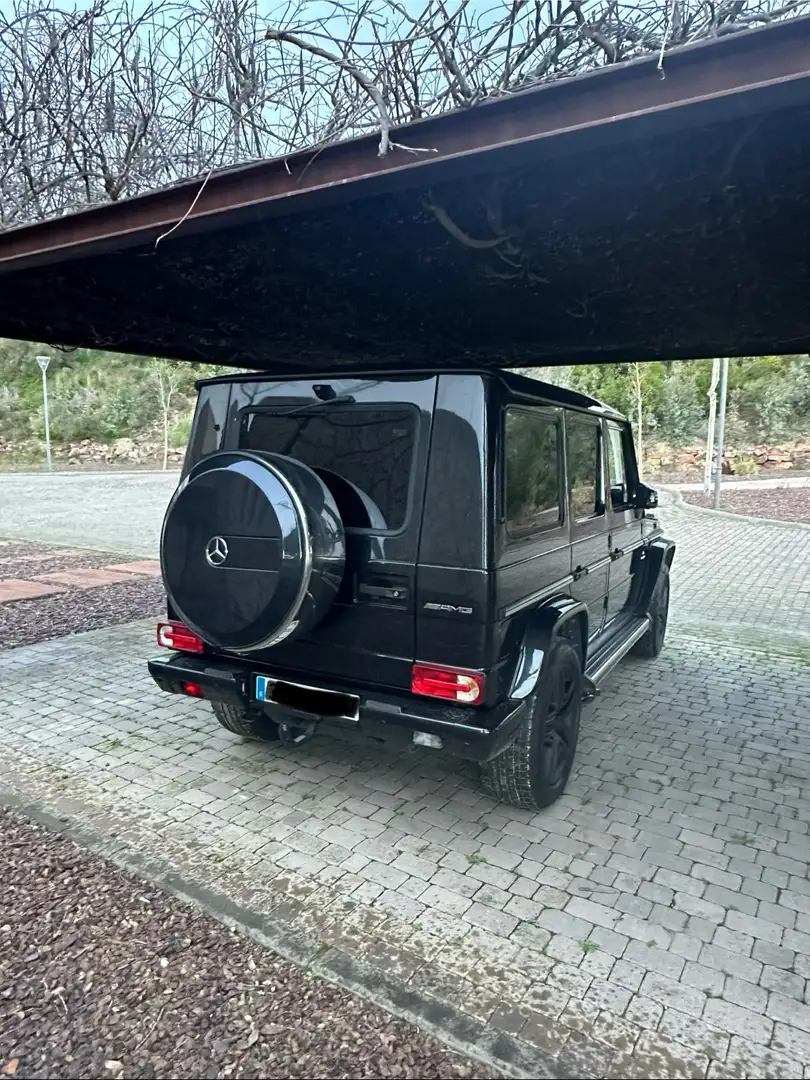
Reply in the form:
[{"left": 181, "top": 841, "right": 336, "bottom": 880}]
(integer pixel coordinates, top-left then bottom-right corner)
[{"left": 240, "top": 406, "right": 416, "bottom": 531}]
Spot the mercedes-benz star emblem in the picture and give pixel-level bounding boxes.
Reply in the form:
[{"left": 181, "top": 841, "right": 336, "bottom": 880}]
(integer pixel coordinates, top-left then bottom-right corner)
[{"left": 205, "top": 535, "right": 229, "bottom": 567}]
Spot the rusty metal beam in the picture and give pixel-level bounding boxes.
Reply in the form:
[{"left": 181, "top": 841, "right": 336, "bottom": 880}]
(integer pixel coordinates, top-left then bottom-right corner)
[{"left": 1, "top": 16, "right": 810, "bottom": 273}]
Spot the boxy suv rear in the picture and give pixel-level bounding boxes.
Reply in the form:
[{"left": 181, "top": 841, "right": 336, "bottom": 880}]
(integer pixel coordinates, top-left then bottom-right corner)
[{"left": 150, "top": 370, "right": 673, "bottom": 809}]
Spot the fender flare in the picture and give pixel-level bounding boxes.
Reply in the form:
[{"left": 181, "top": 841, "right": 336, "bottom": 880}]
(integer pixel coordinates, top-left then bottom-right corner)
[
  {"left": 508, "top": 596, "right": 588, "bottom": 702},
  {"left": 636, "top": 537, "right": 676, "bottom": 614}
]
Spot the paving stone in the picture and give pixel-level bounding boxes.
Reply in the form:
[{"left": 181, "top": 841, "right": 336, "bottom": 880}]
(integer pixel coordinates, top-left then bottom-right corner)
[
  {"left": 766, "top": 992, "right": 810, "bottom": 1034},
  {"left": 546, "top": 934, "right": 586, "bottom": 965},
  {"left": 624, "top": 940, "right": 686, "bottom": 980},
  {"left": 725, "top": 1036, "right": 804, "bottom": 1080},
  {"left": 583, "top": 977, "right": 633, "bottom": 1015},
  {"left": 588, "top": 925, "right": 630, "bottom": 958},
  {"left": 419, "top": 884, "right": 472, "bottom": 917},
  {"left": 772, "top": 1022, "right": 810, "bottom": 1063},
  {"left": 430, "top": 867, "right": 479, "bottom": 898},
  {"left": 657, "top": 1006, "right": 731, "bottom": 1062},
  {"left": 761, "top": 965, "right": 806, "bottom": 1000},
  {"left": 590, "top": 1010, "right": 641, "bottom": 1053},
  {"left": 462, "top": 902, "right": 518, "bottom": 939},
  {"left": 712, "top": 925, "right": 755, "bottom": 956},
  {"left": 607, "top": 1029, "right": 709, "bottom": 1080},
  {"left": 722, "top": 974, "right": 768, "bottom": 1013},
  {"left": 703, "top": 997, "right": 774, "bottom": 1044},
  {"left": 105, "top": 559, "right": 162, "bottom": 576},
  {"left": 548, "top": 962, "right": 593, "bottom": 1000},
  {"left": 725, "top": 909, "right": 784, "bottom": 945},
  {"left": 681, "top": 961, "right": 725, "bottom": 996},
  {"left": 614, "top": 913, "right": 672, "bottom": 949},
  {"left": 565, "top": 895, "right": 621, "bottom": 929},
  {"left": 37, "top": 567, "right": 136, "bottom": 587},
  {"left": 638, "top": 972, "right": 707, "bottom": 1019},
  {"left": 0, "top": 578, "right": 67, "bottom": 602},
  {"left": 536, "top": 907, "right": 594, "bottom": 940}
]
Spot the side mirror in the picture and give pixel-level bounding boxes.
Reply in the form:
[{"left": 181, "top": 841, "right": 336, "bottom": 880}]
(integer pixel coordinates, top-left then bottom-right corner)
[{"left": 634, "top": 482, "right": 658, "bottom": 511}]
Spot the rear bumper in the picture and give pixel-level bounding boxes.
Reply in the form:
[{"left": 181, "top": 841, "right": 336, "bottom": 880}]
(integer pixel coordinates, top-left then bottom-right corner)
[{"left": 147, "top": 652, "right": 527, "bottom": 762}]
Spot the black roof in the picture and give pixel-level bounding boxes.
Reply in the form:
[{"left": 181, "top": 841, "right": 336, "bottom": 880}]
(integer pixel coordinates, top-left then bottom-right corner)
[{"left": 197, "top": 367, "right": 625, "bottom": 419}]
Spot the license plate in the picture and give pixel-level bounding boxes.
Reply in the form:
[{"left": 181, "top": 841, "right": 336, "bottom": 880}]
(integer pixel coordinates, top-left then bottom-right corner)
[{"left": 253, "top": 674, "right": 359, "bottom": 721}]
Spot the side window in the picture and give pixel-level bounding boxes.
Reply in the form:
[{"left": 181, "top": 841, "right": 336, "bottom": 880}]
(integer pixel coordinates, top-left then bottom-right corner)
[
  {"left": 504, "top": 407, "right": 563, "bottom": 538},
  {"left": 566, "top": 418, "right": 604, "bottom": 520},
  {"left": 606, "top": 423, "right": 630, "bottom": 510}
]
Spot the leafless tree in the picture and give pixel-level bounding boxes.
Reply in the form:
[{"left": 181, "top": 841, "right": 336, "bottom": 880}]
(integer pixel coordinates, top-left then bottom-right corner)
[
  {"left": 149, "top": 358, "right": 183, "bottom": 468},
  {"left": 1, "top": 0, "right": 807, "bottom": 228}
]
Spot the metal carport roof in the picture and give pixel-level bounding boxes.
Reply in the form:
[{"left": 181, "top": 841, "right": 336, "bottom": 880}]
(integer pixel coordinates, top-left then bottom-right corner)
[{"left": 0, "top": 17, "right": 808, "bottom": 372}]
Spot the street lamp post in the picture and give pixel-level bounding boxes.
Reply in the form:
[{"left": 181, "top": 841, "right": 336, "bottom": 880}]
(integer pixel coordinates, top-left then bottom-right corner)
[
  {"left": 712, "top": 357, "right": 730, "bottom": 510},
  {"left": 35, "top": 355, "right": 52, "bottom": 471}
]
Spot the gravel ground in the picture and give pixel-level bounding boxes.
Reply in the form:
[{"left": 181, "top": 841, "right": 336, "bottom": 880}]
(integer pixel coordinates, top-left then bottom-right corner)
[
  {"left": 0, "top": 541, "right": 134, "bottom": 575},
  {"left": 0, "top": 809, "right": 493, "bottom": 1080},
  {"left": 0, "top": 580, "right": 166, "bottom": 649},
  {"left": 683, "top": 486, "right": 810, "bottom": 523},
  {"left": 0, "top": 541, "right": 165, "bottom": 650}
]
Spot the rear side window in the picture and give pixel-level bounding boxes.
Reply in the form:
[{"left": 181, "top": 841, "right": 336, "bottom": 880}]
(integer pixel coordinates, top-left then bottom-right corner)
[
  {"left": 606, "top": 422, "right": 631, "bottom": 509},
  {"left": 240, "top": 406, "right": 416, "bottom": 531},
  {"left": 566, "top": 418, "right": 604, "bottom": 519},
  {"left": 504, "top": 407, "right": 563, "bottom": 537}
]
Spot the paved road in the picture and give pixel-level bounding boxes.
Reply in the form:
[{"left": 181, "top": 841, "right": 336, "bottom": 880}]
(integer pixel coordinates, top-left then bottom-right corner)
[
  {"left": 0, "top": 471, "right": 180, "bottom": 555},
  {"left": 2, "top": 481, "right": 810, "bottom": 1077}
]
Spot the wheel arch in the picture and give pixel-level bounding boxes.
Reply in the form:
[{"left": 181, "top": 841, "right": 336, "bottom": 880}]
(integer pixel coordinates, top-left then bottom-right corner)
[
  {"left": 636, "top": 537, "right": 676, "bottom": 615},
  {"left": 508, "top": 596, "right": 588, "bottom": 702}
]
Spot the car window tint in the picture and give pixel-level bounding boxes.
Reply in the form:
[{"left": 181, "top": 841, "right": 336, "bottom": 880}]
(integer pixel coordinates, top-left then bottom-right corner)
[
  {"left": 240, "top": 406, "right": 415, "bottom": 530},
  {"left": 606, "top": 423, "right": 629, "bottom": 509},
  {"left": 504, "top": 408, "right": 562, "bottom": 535},
  {"left": 567, "top": 419, "right": 603, "bottom": 519}
]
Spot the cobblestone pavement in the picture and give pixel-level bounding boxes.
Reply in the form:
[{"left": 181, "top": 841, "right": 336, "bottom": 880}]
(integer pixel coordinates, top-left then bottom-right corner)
[{"left": 1, "top": 495, "right": 810, "bottom": 1077}]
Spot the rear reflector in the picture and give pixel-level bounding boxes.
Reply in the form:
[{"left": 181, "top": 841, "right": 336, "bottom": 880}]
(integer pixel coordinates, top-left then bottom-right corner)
[
  {"left": 157, "top": 620, "right": 204, "bottom": 654},
  {"left": 411, "top": 663, "right": 485, "bottom": 705},
  {"left": 181, "top": 681, "right": 204, "bottom": 697}
]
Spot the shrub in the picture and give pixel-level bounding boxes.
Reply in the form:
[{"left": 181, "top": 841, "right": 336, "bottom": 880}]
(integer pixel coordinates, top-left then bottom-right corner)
[{"left": 0, "top": 386, "right": 31, "bottom": 441}]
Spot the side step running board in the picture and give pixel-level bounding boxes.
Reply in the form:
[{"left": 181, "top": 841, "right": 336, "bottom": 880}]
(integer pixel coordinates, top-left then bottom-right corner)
[{"left": 583, "top": 616, "right": 651, "bottom": 697}]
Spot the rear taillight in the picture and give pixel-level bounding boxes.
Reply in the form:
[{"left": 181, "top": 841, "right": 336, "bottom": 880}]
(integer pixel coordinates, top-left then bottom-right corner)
[
  {"left": 157, "top": 621, "right": 204, "bottom": 654},
  {"left": 181, "top": 681, "right": 204, "bottom": 697},
  {"left": 411, "top": 663, "right": 485, "bottom": 705}
]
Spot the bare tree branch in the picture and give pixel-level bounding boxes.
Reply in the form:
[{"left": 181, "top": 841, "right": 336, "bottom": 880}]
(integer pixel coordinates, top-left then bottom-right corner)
[{"left": 1, "top": 0, "right": 807, "bottom": 228}]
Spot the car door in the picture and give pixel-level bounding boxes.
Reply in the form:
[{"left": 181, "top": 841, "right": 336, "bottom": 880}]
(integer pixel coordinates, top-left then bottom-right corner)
[
  {"left": 565, "top": 413, "right": 610, "bottom": 641},
  {"left": 604, "top": 419, "right": 645, "bottom": 626}
]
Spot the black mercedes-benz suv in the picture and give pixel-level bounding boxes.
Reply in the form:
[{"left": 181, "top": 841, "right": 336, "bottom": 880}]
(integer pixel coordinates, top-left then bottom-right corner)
[{"left": 149, "top": 370, "right": 674, "bottom": 810}]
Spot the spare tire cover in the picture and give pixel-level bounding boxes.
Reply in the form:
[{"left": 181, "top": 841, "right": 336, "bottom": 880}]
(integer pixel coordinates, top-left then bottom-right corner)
[{"left": 161, "top": 451, "right": 345, "bottom": 652}]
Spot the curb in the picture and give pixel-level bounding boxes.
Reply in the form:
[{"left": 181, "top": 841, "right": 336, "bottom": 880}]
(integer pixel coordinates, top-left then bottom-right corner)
[
  {"left": 661, "top": 487, "right": 810, "bottom": 532},
  {"left": 0, "top": 788, "right": 576, "bottom": 1080}
]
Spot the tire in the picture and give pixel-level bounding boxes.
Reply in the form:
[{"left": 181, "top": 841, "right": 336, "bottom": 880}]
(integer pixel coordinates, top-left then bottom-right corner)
[
  {"left": 633, "top": 570, "right": 670, "bottom": 658},
  {"left": 481, "top": 639, "right": 583, "bottom": 811},
  {"left": 161, "top": 450, "right": 345, "bottom": 653},
  {"left": 212, "top": 702, "right": 280, "bottom": 742}
]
